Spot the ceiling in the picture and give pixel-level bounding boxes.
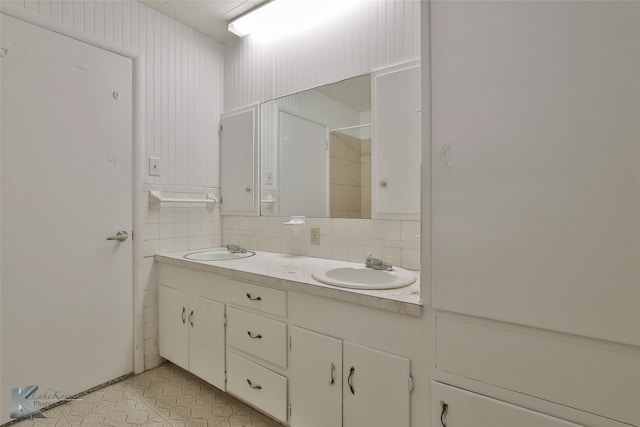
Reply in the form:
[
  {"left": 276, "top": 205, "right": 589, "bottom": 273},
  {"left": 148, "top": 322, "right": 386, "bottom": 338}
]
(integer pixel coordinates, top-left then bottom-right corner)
[{"left": 138, "top": 0, "right": 270, "bottom": 43}]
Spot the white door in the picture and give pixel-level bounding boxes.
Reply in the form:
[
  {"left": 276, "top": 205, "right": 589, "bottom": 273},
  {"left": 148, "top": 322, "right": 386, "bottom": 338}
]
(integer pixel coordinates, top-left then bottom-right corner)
[
  {"left": 279, "top": 111, "right": 328, "bottom": 217},
  {"left": 343, "top": 342, "right": 411, "bottom": 427},
  {"left": 289, "top": 327, "right": 342, "bottom": 427},
  {"left": 1, "top": 14, "right": 133, "bottom": 421}
]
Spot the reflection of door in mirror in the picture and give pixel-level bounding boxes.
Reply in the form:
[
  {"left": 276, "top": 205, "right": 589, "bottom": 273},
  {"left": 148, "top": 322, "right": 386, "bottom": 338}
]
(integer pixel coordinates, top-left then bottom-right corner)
[
  {"left": 260, "top": 74, "right": 372, "bottom": 218},
  {"left": 279, "top": 112, "right": 329, "bottom": 217}
]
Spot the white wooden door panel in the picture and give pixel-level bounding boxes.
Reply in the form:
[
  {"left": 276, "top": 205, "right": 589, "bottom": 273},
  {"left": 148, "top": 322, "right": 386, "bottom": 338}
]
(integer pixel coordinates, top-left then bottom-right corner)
[
  {"left": 188, "top": 295, "right": 225, "bottom": 390},
  {"left": 372, "top": 63, "right": 421, "bottom": 219},
  {"left": 343, "top": 342, "right": 410, "bottom": 427},
  {"left": 158, "top": 286, "right": 189, "bottom": 371},
  {"left": 1, "top": 14, "right": 133, "bottom": 422},
  {"left": 431, "top": 1, "right": 640, "bottom": 346},
  {"left": 289, "top": 327, "right": 342, "bottom": 427}
]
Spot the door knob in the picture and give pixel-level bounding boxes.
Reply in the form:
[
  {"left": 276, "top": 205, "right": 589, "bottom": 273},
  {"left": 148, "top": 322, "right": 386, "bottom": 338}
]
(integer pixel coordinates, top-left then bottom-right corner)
[{"left": 106, "top": 230, "right": 129, "bottom": 241}]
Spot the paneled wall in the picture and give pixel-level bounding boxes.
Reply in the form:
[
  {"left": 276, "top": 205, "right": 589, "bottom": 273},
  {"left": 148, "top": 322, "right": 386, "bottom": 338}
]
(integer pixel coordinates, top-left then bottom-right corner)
[
  {"left": 224, "top": 0, "right": 421, "bottom": 111},
  {"left": 1, "top": 0, "right": 223, "bottom": 187}
]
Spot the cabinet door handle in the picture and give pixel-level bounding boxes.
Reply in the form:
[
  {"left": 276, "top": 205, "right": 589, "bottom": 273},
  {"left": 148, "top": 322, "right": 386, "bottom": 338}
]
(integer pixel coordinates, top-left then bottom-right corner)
[
  {"left": 348, "top": 366, "right": 355, "bottom": 394},
  {"left": 440, "top": 402, "right": 449, "bottom": 427},
  {"left": 246, "top": 293, "right": 262, "bottom": 301},
  {"left": 247, "top": 331, "right": 262, "bottom": 339},
  {"left": 181, "top": 307, "right": 186, "bottom": 324},
  {"left": 188, "top": 310, "right": 194, "bottom": 327},
  {"left": 246, "top": 379, "right": 262, "bottom": 390},
  {"left": 330, "top": 363, "right": 336, "bottom": 386}
]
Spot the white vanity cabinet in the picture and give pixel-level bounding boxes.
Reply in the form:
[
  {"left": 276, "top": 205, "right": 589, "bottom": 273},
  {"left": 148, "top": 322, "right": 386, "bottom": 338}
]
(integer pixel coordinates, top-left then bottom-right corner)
[
  {"left": 289, "top": 326, "right": 411, "bottom": 427},
  {"left": 156, "top": 260, "right": 422, "bottom": 426},
  {"left": 158, "top": 285, "right": 226, "bottom": 390}
]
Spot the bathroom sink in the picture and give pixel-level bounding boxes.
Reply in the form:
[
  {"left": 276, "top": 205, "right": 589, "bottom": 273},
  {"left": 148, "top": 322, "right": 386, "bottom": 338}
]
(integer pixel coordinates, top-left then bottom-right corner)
[
  {"left": 312, "top": 266, "right": 416, "bottom": 290},
  {"left": 183, "top": 248, "right": 255, "bottom": 261}
]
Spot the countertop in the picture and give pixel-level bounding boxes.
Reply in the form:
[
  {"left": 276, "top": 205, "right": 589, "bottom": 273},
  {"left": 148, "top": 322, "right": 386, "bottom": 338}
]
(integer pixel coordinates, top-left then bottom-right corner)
[{"left": 155, "top": 249, "right": 422, "bottom": 317}]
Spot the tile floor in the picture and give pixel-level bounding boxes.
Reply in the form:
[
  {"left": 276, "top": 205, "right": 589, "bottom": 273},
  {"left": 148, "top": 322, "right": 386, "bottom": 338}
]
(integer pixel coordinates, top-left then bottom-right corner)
[{"left": 11, "top": 363, "right": 284, "bottom": 427}]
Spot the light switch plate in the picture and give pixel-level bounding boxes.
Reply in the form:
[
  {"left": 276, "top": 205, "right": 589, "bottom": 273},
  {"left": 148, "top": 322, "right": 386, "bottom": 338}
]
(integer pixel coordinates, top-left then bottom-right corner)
[{"left": 149, "top": 156, "right": 161, "bottom": 176}]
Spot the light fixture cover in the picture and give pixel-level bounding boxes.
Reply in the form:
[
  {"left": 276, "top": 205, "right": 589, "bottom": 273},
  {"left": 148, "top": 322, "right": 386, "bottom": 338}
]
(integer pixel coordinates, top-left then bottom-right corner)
[{"left": 228, "top": 0, "right": 363, "bottom": 41}]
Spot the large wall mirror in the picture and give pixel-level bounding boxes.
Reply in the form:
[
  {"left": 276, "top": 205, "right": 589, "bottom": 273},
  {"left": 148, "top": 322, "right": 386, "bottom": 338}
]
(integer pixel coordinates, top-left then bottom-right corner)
[
  {"left": 260, "top": 74, "right": 372, "bottom": 218},
  {"left": 259, "top": 61, "right": 421, "bottom": 220}
]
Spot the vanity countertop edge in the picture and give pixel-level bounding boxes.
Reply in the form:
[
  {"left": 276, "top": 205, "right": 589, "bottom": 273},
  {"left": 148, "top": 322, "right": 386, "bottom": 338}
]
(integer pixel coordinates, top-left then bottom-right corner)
[{"left": 154, "top": 250, "right": 422, "bottom": 317}]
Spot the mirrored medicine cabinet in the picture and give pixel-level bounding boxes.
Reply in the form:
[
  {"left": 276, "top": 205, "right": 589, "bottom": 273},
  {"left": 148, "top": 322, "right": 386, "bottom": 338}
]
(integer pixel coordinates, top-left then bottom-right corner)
[{"left": 220, "top": 60, "right": 421, "bottom": 220}]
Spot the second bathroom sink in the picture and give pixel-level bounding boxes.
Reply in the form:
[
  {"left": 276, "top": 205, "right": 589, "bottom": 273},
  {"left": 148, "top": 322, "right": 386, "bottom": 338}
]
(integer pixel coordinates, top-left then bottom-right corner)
[
  {"left": 312, "top": 266, "right": 416, "bottom": 290},
  {"left": 184, "top": 248, "right": 255, "bottom": 261}
]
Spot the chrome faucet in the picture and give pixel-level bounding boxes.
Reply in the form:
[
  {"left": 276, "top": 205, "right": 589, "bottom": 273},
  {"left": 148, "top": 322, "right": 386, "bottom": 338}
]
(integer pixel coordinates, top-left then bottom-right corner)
[
  {"left": 226, "top": 244, "right": 247, "bottom": 254},
  {"left": 365, "top": 254, "right": 392, "bottom": 271}
]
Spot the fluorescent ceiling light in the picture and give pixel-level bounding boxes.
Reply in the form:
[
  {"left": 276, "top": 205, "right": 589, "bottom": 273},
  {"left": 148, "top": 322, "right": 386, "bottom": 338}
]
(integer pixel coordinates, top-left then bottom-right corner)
[{"left": 228, "top": 0, "right": 363, "bottom": 41}]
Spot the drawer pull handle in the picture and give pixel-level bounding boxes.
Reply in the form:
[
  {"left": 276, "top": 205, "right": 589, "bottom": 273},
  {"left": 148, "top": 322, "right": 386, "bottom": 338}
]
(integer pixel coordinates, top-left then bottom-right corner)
[
  {"left": 247, "top": 331, "right": 263, "bottom": 339},
  {"left": 330, "top": 363, "right": 336, "bottom": 386},
  {"left": 246, "top": 379, "right": 262, "bottom": 390},
  {"left": 348, "top": 366, "right": 355, "bottom": 394},
  {"left": 188, "top": 310, "right": 194, "bottom": 327},
  {"left": 246, "top": 293, "right": 262, "bottom": 301},
  {"left": 181, "top": 307, "right": 186, "bottom": 324}
]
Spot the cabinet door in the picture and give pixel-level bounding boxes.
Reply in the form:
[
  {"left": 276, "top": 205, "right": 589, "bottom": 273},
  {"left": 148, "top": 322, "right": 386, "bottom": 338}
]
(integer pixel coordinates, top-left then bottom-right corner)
[
  {"left": 343, "top": 342, "right": 410, "bottom": 427},
  {"left": 431, "top": 1, "right": 640, "bottom": 346},
  {"left": 158, "top": 286, "right": 189, "bottom": 371},
  {"left": 372, "top": 62, "right": 421, "bottom": 220},
  {"left": 188, "top": 295, "right": 226, "bottom": 390},
  {"left": 432, "top": 382, "right": 584, "bottom": 427},
  {"left": 289, "top": 327, "right": 342, "bottom": 427},
  {"left": 220, "top": 106, "right": 259, "bottom": 216}
]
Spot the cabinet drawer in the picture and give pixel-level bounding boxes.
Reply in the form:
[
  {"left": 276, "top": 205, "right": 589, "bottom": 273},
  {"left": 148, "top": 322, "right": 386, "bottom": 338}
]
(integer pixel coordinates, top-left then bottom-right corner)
[
  {"left": 227, "top": 351, "right": 288, "bottom": 423},
  {"left": 227, "top": 281, "right": 287, "bottom": 317},
  {"left": 436, "top": 318, "right": 640, "bottom": 425},
  {"left": 432, "top": 382, "right": 583, "bottom": 426},
  {"left": 227, "top": 307, "right": 287, "bottom": 367}
]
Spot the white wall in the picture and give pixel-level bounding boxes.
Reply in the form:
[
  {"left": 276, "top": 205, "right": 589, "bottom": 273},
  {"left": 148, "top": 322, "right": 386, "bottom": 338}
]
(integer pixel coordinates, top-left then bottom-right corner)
[
  {"left": 224, "top": 0, "right": 421, "bottom": 111},
  {"left": 2, "top": 0, "right": 223, "bottom": 188}
]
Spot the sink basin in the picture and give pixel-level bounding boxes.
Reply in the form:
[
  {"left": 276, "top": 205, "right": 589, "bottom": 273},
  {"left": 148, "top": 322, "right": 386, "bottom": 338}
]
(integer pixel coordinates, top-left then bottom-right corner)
[
  {"left": 312, "top": 266, "right": 416, "bottom": 290},
  {"left": 184, "top": 248, "right": 255, "bottom": 261}
]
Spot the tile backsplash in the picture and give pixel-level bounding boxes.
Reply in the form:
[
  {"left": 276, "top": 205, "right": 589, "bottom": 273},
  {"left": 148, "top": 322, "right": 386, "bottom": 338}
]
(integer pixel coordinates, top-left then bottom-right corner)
[{"left": 223, "top": 216, "right": 421, "bottom": 271}]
